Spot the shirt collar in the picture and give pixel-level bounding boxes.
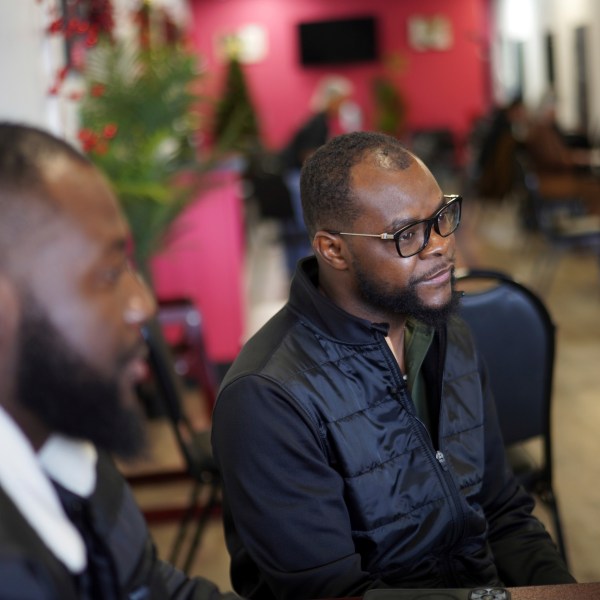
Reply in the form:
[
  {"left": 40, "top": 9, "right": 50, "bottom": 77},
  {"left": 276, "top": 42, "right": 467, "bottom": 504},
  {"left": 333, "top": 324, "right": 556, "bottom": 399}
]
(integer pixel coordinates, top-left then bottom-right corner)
[
  {"left": 38, "top": 434, "right": 97, "bottom": 498},
  {"left": 0, "top": 405, "right": 96, "bottom": 573}
]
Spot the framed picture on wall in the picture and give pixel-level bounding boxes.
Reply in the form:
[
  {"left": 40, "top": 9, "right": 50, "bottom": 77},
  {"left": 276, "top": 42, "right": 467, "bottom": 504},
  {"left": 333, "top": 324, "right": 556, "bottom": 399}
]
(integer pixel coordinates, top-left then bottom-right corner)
[{"left": 407, "top": 15, "right": 453, "bottom": 52}]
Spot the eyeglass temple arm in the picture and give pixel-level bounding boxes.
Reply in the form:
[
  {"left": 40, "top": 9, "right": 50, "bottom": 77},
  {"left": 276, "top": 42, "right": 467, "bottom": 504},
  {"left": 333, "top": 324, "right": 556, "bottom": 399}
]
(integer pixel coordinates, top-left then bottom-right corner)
[{"left": 335, "top": 232, "right": 396, "bottom": 240}]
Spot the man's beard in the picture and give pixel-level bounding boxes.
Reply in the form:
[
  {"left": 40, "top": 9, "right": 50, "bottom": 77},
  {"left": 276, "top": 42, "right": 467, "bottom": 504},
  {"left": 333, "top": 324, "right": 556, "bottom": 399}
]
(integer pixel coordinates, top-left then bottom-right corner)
[
  {"left": 354, "top": 259, "right": 462, "bottom": 328},
  {"left": 16, "top": 299, "right": 147, "bottom": 460}
]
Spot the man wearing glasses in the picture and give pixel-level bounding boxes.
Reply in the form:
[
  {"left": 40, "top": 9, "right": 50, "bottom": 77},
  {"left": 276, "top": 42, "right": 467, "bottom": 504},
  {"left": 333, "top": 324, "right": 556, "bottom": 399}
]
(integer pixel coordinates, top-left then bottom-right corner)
[{"left": 212, "top": 132, "right": 574, "bottom": 600}]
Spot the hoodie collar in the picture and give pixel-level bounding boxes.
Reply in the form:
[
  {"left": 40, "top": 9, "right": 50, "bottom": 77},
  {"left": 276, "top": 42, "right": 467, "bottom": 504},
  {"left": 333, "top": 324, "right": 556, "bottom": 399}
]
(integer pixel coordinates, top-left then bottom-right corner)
[{"left": 287, "top": 256, "right": 389, "bottom": 343}]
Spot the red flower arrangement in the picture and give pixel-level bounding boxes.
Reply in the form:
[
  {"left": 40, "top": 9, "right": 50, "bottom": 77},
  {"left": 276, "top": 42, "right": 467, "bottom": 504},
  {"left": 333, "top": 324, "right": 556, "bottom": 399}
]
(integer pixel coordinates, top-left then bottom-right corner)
[
  {"left": 45, "top": 0, "right": 115, "bottom": 95},
  {"left": 77, "top": 122, "right": 117, "bottom": 154}
]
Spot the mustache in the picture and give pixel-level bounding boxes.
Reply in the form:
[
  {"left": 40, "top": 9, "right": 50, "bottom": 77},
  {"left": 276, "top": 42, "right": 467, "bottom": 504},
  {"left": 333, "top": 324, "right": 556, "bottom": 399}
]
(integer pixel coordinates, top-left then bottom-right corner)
[
  {"left": 412, "top": 261, "right": 455, "bottom": 285},
  {"left": 117, "top": 336, "right": 147, "bottom": 367}
]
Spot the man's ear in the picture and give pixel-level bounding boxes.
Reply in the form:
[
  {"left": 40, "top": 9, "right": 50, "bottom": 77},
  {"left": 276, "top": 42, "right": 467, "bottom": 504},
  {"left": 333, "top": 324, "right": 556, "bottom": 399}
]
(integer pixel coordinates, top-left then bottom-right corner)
[
  {"left": 0, "top": 275, "right": 20, "bottom": 347},
  {"left": 312, "top": 231, "right": 349, "bottom": 271}
]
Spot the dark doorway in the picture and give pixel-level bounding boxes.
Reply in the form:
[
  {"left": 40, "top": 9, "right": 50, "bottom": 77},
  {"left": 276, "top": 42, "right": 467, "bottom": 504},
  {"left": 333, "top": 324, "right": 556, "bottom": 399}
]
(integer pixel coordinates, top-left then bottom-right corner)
[{"left": 574, "top": 26, "right": 589, "bottom": 132}]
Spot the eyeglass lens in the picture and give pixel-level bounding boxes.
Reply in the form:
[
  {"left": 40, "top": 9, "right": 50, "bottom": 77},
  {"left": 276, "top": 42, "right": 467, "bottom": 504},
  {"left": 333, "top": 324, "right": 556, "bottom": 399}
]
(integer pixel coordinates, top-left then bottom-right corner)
[{"left": 396, "top": 199, "right": 461, "bottom": 257}]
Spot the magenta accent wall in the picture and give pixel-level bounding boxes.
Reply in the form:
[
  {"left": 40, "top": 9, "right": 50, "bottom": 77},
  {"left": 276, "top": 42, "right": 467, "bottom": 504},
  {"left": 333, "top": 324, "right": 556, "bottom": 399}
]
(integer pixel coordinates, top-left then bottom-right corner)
[{"left": 190, "top": 0, "right": 491, "bottom": 155}]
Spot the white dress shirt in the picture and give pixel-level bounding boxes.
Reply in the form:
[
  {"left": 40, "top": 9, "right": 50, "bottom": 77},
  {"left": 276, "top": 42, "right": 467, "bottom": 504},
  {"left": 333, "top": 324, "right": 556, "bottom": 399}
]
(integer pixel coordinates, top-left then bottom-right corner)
[{"left": 0, "top": 405, "right": 98, "bottom": 573}]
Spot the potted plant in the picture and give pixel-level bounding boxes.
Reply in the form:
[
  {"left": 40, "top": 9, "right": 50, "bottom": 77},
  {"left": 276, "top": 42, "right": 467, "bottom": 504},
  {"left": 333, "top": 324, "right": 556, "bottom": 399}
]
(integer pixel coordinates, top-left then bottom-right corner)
[{"left": 372, "top": 52, "right": 409, "bottom": 138}]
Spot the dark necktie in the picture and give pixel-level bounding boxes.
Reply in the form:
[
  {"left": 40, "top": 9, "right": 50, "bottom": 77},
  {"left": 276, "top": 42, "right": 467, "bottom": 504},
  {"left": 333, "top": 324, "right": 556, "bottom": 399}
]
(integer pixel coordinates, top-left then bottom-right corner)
[{"left": 51, "top": 481, "right": 121, "bottom": 600}]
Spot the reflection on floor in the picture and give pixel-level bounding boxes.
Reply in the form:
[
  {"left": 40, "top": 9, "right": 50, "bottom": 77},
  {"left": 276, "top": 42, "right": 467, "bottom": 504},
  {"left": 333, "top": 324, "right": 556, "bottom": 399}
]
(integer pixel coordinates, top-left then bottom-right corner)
[{"left": 127, "top": 197, "right": 600, "bottom": 592}]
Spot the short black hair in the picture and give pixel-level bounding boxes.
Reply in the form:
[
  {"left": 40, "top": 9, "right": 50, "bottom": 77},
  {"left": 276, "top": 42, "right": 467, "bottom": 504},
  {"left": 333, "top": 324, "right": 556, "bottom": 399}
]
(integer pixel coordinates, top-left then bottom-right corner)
[
  {"left": 300, "top": 131, "right": 413, "bottom": 238},
  {"left": 0, "top": 122, "right": 89, "bottom": 192}
]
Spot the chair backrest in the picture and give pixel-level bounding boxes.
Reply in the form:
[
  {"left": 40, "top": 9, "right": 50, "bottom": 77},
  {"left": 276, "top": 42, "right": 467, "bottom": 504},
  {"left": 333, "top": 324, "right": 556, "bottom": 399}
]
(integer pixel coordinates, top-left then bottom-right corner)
[
  {"left": 409, "top": 128, "right": 457, "bottom": 185},
  {"left": 455, "top": 269, "right": 556, "bottom": 448},
  {"left": 243, "top": 150, "right": 294, "bottom": 220},
  {"left": 156, "top": 298, "right": 218, "bottom": 412},
  {"left": 519, "top": 167, "right": 587, "bottom": 234},
  {"left": 142, "top": 319, "right": 215, "bottom": 477}
]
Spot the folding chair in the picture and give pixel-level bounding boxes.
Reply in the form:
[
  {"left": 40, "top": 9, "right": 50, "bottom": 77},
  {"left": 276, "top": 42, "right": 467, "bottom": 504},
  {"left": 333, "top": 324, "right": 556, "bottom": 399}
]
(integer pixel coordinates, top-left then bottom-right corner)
[
  {"left": 142, "top": 316, "right": 221, "bottom": 574},
  {"left": 156, "top": 298, "right": 218, "bottom": 415},
  {"left": 455, "top": 268, "right": 568, "bottom": 564}
]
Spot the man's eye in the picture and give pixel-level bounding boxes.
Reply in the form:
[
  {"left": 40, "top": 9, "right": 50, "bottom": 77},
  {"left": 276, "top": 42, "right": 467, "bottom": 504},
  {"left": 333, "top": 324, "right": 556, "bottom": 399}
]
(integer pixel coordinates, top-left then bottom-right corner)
[
  {"left": 99, "top": 264, "right": 126, "bottom": 285},
  {"left": 398, "top": 229, "right": 416, "bottom": 242}
]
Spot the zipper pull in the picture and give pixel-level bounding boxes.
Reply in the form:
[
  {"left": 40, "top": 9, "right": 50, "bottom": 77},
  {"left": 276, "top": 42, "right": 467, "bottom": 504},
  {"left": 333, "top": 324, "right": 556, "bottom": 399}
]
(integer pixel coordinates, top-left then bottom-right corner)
[{"left": 436, "top": 450, "right": 448, "bottom": 471}]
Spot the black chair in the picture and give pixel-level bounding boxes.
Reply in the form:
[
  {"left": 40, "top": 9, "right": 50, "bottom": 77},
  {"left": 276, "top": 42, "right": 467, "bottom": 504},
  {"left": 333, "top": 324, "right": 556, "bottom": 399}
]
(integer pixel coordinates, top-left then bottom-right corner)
[
  {"left": 242, "top": 150, "right": 294, "bottom": 221},
  {"left": 455, "top": 268, "right": 568, "bottom": 564},
  {"left": 142, "top": 315, "right": 221, "bottom": 574},
  {"left": 156, "top": 298, "right": 218, "bottom": 414},
  {"left": 409, "top": 128, "right": 457, "bottom": 186}
]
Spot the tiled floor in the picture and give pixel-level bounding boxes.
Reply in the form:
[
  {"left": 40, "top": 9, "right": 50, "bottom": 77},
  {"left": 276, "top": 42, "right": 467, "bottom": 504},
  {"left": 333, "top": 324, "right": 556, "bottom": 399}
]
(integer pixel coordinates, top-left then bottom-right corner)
[{"left": 128, "top": 195, "right": 600, "bottom": 592}]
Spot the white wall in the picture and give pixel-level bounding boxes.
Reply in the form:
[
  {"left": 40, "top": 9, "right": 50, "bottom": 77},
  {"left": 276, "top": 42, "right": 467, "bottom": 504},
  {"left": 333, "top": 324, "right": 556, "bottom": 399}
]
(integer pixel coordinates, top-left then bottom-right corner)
[
  {"left": 491, "top": 0, "right": 539, "bottom": 105},
  {"left": 493, "top": 0, "right": 600, "bottom": 136},
  {"left": 0, "top": 0, "right": 74, "bottom": 136},
  {"left": 553, "top": 0, "right": 600, "bottom": 134},
  {"left": 0, "top": 0, "right": 192, "bottom": 142}
]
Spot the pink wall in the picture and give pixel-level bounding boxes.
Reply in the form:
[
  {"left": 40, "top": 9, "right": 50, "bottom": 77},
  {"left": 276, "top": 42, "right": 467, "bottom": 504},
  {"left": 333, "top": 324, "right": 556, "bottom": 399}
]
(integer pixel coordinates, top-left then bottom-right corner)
[
  {"left": 190, "top": 0, "right": 491, "bottom": 154},
  {"left": 151, "top": 167, "right": 245, "bottom": 364}
]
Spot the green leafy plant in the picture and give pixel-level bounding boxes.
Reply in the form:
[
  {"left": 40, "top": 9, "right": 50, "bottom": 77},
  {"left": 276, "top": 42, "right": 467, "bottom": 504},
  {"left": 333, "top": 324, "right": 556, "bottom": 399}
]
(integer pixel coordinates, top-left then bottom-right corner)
[
  {"left": 372, "top": 76, "right": 407, "bottom": 138},
  {"left": 78, "top": 38, "right": 214, "bottom": 273},
  {"left": 212, "top": 56, "right": 261, "bottom": 155},
  {"left": 372, "top": 52, "right": 409, "bottom": 138}
]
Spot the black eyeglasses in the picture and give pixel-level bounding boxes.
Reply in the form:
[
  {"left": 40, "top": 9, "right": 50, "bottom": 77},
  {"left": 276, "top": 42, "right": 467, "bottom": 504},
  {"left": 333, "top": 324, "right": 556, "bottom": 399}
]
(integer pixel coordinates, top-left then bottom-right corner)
[{"left": 327, "top": 195, "right": 462, "bottom": 258}]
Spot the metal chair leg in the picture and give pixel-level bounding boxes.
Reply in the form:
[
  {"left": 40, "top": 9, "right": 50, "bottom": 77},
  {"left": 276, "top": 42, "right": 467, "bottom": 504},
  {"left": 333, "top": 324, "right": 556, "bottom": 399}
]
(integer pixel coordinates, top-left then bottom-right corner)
[
  {"left": 544, "top": 493, "right": 568, "bottom": 567},
  {"left": 169, "top": 481, "right": 202, "bottom": 566},
  {"left": 182, "top": 481, "right": 221, "bottom": 574}
]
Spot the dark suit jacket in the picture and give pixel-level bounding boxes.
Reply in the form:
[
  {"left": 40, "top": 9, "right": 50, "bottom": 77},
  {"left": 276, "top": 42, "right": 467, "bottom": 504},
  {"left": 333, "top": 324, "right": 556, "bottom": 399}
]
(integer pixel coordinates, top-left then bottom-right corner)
[{"left": 0, "top": 451, "right": 237, "bottom": 599}]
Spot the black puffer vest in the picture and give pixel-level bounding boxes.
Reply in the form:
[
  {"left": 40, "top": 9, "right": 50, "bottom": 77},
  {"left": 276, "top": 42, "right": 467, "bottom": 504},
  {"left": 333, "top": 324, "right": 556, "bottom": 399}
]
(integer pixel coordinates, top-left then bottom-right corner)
[{"left": 281, "top": 262, "right": 503, "bottom": 586}]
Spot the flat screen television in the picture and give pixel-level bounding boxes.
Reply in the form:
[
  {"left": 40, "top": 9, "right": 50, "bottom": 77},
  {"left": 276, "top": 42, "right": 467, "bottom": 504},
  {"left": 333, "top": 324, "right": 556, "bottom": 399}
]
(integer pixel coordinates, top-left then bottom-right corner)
[{"left": 298, "top": 16, "right": 379, "bottom": 66}]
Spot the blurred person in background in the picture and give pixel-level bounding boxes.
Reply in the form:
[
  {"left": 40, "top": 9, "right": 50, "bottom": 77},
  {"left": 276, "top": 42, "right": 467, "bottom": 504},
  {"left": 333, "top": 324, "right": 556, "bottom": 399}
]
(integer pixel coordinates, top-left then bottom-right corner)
[
  {"left": 525, "top": 90, "right": 600, "bottom": 213},
  {"left": 474, "top": 95, "right": 528, "bottom": 201},
  {"left": 526, "top": 90, "right": 592, "bottom": 174},
  {"left": 278, "top": 76, "right": 359, "bottom": 275}
]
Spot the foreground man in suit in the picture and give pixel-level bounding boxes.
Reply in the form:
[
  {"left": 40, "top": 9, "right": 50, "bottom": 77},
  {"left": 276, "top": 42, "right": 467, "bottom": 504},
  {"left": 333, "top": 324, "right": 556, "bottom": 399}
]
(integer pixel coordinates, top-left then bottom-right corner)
[
  {"left": 213, "top": 131, "right": 575, "bottom": 599},
  {"left": 0, "top": 122, "right": 239, "bottom": 599}
]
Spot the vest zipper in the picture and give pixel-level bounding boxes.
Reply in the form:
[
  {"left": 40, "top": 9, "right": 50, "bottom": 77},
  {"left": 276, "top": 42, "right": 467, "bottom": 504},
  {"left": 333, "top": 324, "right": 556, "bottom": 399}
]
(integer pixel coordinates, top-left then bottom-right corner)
[
  {"left": 401, "top": 386, "right": 465, "bottom": 587},
  {"left": 436, "top": 450, "right": 448, "bottom": 470},
  {"left": 383, "top": 338, "right": 466, "bottom": 586}
]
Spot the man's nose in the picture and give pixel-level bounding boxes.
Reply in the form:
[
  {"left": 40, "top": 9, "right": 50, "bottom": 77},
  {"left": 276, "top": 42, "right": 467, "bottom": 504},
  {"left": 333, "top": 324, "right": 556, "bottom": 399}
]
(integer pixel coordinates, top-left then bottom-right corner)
[
  {"left": 123, "top": 270, "right": 157, "bottom": 326},
  {"left": 422, "top": 226, "right": 454, "bottom": 256}
]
